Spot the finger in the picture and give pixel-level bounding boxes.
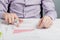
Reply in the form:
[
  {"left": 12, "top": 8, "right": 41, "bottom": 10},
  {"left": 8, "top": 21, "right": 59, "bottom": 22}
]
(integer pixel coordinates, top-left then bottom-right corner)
[
  {"left": 8, "top": 14, "right": 12, "bottom": 24},
  {"left": 42, "top": 18, "right": 49, "bottom": 28},
  {"left": 44, "top": 19, "right": 53, "bottom": 29},
  {"left": 13, "top": 13, "right": 18, "bottom": 19},
  {"left": 19, "top": 19, "right": 23, "bottom": 24},
  {"left": 47, "top": 21, "right": 53, "bottom": 28},
  {"left": 41, "top": 16, "right": 50, "bottom": 29},
  {"left": 3, "top": 13, "right": 7, "bottom": 21},
  {"left": 15, "top": 19, "right": 23, "bottom": 27},
  {"left": 37, "top": 18, "right": 44, "bottom": 29},
  {"left": 39, "top": 17, "right": 48, "bottom": 29},
  {"left": 10, "top": 14, "right": 15, "bottom": 24}
]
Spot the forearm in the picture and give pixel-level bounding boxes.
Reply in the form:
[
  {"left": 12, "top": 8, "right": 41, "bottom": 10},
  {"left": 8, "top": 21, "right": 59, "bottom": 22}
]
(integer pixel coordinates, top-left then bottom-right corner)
[{"left": 43, "top": 0, "right": 57, "bottom": 20}]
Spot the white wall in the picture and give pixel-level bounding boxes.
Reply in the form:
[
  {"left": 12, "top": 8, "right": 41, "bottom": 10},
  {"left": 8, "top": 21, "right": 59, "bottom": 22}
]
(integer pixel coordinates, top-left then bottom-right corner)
[{"left": 54, "top": 0, "right": 60, "bottom": 18}]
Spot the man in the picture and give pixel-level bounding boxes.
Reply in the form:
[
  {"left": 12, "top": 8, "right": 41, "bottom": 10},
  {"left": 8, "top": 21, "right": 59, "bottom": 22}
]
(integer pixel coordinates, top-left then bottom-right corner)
[{"left": 0, "top": 0, "right": 57, "bottom": 29}]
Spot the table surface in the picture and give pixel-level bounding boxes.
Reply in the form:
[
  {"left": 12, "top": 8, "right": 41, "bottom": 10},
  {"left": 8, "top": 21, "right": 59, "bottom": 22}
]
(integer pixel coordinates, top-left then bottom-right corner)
[{"left": 0, "top": 19, "right": 60, "bottom": 40}]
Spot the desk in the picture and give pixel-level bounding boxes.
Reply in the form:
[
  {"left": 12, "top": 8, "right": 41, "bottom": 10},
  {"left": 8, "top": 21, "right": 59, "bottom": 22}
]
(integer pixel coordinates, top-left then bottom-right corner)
[{"left": 0, "top": 19, "right": 60, "bottom": 40}]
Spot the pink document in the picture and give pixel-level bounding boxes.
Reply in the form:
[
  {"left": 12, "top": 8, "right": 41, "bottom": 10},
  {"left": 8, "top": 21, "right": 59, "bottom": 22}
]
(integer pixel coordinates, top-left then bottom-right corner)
[{"left": 13, "top": 29, "right": 34, "bottom": 33}]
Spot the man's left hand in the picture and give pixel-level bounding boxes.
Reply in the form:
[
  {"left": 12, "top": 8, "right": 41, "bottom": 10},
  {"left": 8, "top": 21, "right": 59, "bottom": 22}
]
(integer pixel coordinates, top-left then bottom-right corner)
[{"left": 37, "top": 16, "right": 53, "bottom": 29}]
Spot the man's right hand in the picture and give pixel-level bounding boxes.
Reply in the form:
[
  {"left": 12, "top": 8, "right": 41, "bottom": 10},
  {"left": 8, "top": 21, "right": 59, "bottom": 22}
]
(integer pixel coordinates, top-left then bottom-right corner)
[{"left": 2, "top": 13, "right": 19, "bottom": 24}]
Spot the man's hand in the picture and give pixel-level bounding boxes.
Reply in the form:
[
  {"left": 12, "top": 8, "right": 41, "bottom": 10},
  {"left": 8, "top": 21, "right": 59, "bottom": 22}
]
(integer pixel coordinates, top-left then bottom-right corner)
[
  {"left": 2, "top": 13, "right": 23, "bottom": 27},
  {"left": 37, "top": 16, "right": 53, "bottom": 29},
  {"left": 2, "top": 13, "right": 19, "bottom": 24}
]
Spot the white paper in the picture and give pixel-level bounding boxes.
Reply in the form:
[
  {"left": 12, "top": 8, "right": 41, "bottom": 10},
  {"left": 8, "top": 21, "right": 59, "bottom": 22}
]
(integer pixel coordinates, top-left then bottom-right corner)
[{"left": 0, "top": 19, "right": 60, "bottom": 40}]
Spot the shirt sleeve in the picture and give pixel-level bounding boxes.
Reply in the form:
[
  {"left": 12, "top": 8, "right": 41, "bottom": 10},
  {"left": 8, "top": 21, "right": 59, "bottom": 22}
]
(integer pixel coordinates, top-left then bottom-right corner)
[
  {"left": 0, "top": 0, "right": 9, "bottom": 19},
  {"left": 42, "top": 0, "right": 57, "bottom": 20}
]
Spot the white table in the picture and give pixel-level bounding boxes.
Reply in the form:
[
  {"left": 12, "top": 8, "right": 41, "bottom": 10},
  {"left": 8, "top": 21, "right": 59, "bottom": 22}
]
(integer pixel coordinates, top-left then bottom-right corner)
[{"left": 0, "top": 19, "right": 60, "bottom": 40}]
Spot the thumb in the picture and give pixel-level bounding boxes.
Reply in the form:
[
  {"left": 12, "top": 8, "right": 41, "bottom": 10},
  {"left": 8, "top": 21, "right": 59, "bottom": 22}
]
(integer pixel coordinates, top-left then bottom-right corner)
[
  {"left": 19, "top": 19, "right": 23, "bottom": 24},
  {"left": 37, "top": 18, "right": 44, "bottom": 29},
  {"left": 16, "top": 19, "right": 23, "bottom": 27}
]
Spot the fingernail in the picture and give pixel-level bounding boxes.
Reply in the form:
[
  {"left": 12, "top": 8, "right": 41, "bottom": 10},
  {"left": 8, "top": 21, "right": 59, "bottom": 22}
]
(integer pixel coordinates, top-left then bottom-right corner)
[{"left": 19, "top": 19, "right": 23, "bottom": 23}]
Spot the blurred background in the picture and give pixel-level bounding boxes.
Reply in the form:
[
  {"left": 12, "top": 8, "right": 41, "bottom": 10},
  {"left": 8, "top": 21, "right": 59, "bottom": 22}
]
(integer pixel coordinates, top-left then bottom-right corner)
[{"left": 54, "top": 0, "right": 60, "bottom": 18}]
